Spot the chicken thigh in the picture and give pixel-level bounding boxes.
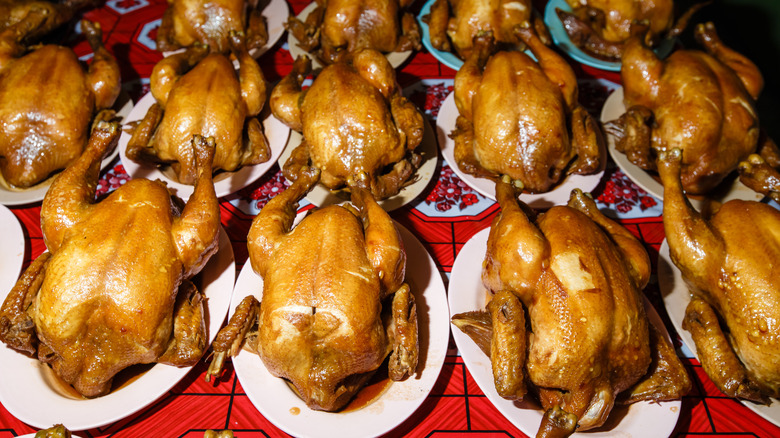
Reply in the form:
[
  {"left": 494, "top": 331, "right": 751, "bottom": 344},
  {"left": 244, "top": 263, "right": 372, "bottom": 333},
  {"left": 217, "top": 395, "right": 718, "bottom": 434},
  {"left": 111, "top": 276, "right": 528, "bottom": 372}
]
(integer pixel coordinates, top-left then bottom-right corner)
[
  {"left": 287, "top": 0, "right": 421, "bottom": 65},
  {"left": 156, "top": 0, "right": 268, "bottom": 53},
  {"left": 606, "top": 23, "right": 779, "bottom": 195},
  {"left": 127, "top": 31, "right": 270, "bottom": 185},
  {"left": 0, "top": 18, "right": 120, "bottom": 188},
  {"left": 452, "top": 177, "right": 690, "bottom": 437},
  {"left": 452, "top": 30, "right": 603, "bottom": 193},
  {"left": 659, "top": 147, "right": 780, "bottom": 403},
  {"left": 270, "top": 50, "right": 423, "bottom": 200},
  {"left": 206, "top": 167, "right": 418, "bottom": 411},
  {"left": 0, "top": 123, "right": 221, "bottom": 398}
]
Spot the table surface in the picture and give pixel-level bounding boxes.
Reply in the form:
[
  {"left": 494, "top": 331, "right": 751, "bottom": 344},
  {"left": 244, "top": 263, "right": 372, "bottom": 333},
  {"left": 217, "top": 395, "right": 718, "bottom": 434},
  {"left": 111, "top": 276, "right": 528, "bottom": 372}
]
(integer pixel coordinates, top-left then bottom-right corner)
[{"left": 2, "top": 0, "right": 780, "bottom": 437}]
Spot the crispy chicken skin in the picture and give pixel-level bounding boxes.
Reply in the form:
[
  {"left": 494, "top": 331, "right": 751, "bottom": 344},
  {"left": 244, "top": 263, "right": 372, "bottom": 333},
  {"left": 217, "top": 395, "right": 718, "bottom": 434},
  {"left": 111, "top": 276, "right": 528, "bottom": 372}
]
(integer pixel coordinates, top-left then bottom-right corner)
[
  {"left": 271, "top": 51, "right": 424, "bottom": 200},
  {"left": 207, "top": 167, "right": 418, "bottom": 411},
  {"left": 286, "top": 0, "right": 421, "bottom": 65},
  {"left": 0, "top": 19, "right": 120, "bottom": 188},
  {"left": 0, "top": 124, "right": 220, "bottom": 398},
  {"left": 452, "top": 30, "right": 603, "bottom": 193},
  {"left": 127, "top": 31, "right": 270, "bottom": 185},
  {"left": 659, "top": 148, "right": 780, "bottom": 403},
  {"left": 156, "top": 0, "right": 268, "bottom": 54},
  {"left": 453, "top": 177, "right": 690, "bottom": 437},
  {"left": 606, "top": 22, "right": 779, "bottom": 195}
]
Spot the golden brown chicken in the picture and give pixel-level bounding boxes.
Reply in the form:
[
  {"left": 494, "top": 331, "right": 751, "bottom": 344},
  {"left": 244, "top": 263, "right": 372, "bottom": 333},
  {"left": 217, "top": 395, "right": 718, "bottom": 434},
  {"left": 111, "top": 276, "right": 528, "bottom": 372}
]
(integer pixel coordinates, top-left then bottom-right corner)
[
  {"left": 270, "top": 51, "right": 423, "bottom": 200},
  {"left": 452, "top": 177, "right": 691, "bottom": 437},
  {"left": 0, "top": 18, "right": 120, "bottom": 188},
  {"left": 0, "top": 123, "right": 220, "bottom": 398},
  {"left": 127, "top": 31, "right": 270, "bottom": 185},
  {"left": 156, "top": 0, "right": 268, "bottom": 53},
  {"left": 0, "top": 0, "right": 98, "bottom": 43},
  {"left": 34, "top": 424, "right": 71, "bottom": 438},
  {"left": 451, "top": 30, "right": 603, "bottom": 193},
  {"left": 206, "top": 167, "right": 418, "bottom": 412},
  {"left": 424, "top": 0, "right": 547, "bottom": 60},
  {"left": 287, "top": 0, "right": 421, "bottom": 65},
  {"left": 659, "top": 147, "right": 780, "bottom": 403},
  {"left": 555, "top": 0, "right": 706, "bottom": 60},
  {"left": 606, "top": 22, "right": 780, "bottom": 195}
]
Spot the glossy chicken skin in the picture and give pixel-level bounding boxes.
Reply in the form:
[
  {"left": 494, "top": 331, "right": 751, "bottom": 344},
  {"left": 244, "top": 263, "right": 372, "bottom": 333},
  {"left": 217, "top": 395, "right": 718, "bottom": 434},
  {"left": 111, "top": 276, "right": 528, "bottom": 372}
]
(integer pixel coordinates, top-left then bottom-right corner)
[
  {"left": 0, "top": 123, "right": 220, "bottom": 398},
  {"left": 425, "top": 0, "right": 538, "bottom": 60},
  {"left": 207, "top": 168, "right": 418, "bottom": 411},
  {"left": 555, "top": 0, "right": 704, "bottom": 60},
  {"left": 156, "top": 0, "right": 268, "bottom": 54},
  {"left": 0, "top": 19, "right": 120, "bottom": 188},
  {"left": 606, "top": 23, "right": 779, "bottom": 195},
  {"left": 453, "top": 178, "right": 690, "bottom": 437},
  {"left": 127, "top": 32, "right": 270, "bottom": 185},
  {"left": 452, "top": 30, "right": 603, "bottom": 193},
  {"left": 659, "top": 148, "right": 780, "bottom": 403},
  {"left": 0, "top": 0, "right": 98, "bottom": 43},
  {"left": 271, "top": 51, "right": 423, "bottom": 200},
  {"left": 287, "top": 0, "right": 421, "bottom": 65}
]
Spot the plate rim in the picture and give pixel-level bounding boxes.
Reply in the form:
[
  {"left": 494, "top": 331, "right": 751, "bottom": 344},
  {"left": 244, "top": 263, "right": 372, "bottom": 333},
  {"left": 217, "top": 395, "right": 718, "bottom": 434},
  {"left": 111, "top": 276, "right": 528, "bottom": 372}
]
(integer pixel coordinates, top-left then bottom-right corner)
[
  {"left": 0, "top": 204, "right": 26, "bottom": 296},
  {"left": 449, "top": 227, "right": 683, "bottom": 437},
  {"left": 436, "top": 92, "right": 605, "bottom": 208},
  {"left": 0, "top": 227, "right": 235, "bottom": 431},
  {"left": 229, "top": 216, "right": 450, "bottom": 438}
]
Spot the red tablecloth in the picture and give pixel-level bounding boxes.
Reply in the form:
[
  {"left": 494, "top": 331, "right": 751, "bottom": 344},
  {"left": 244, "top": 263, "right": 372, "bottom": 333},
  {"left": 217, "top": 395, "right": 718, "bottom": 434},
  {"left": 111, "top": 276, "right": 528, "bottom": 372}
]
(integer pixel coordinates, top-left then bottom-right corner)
[{"left": 3, "top": 0, "right": 779, "bottom": 436}]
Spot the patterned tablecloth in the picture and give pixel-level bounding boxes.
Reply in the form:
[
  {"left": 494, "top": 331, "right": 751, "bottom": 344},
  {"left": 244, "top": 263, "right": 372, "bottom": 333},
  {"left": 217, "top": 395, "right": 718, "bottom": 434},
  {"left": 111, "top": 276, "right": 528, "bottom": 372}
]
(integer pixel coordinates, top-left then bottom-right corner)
[{"left": 2, "top": 0, "right": 780, "bottom": 436}]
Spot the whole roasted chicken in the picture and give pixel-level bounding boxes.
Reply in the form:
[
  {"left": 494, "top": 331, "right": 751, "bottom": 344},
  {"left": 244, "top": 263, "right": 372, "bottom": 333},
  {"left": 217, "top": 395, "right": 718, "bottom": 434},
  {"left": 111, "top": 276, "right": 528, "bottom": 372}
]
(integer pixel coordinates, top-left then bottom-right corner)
[
  {"left": 452, "top": 30, "right": 603, "bottom": 193},
  {"left": 206, "top": 167, "right": 418, "bottom": 412},
  {"left": 659, "top": 148, "right": 780, "bottom": 403},
  {"left": 606, "top": 23, "right": 780, "bottom": 195},
  {"left": 453, "top": 177, "right": 690, "bottom": 437},
  {"left": 0, "top": 123, "right": 220, "bottom": 398},
  {"left": 555, "top": 0, "right": 706, "bottom": 60},
  {"left": 156, "top": 0, "right": 268, "bottom": 53},
  {"left": 127, "top": 31, "right": 270, "bottom": 185},
  {"left": 0, "top": 18, "right": 120, "bottom": 188},
  {"left": 0, "top": 0, "right": 98, "bottom": 43},
  {"left": 287, "top": 0, "right": 421, "bottom": 65},
  {"left": 424, "top": 0, "right": 540, "bottom": 60},
  {"left": 271, "top": 51, "right": 423, "bottom": 200}
]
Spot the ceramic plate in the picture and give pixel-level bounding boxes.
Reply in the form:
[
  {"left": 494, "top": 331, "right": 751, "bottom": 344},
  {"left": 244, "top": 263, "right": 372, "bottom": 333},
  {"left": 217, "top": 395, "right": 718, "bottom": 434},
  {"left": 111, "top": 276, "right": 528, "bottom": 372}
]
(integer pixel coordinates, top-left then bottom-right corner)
[
  {"left": 437, "top": 92, "right": 605, "bottom": 209},
  {"left": 288, "top": 2, "right": 413, "bottom": 70},
  {"left": 544, "top": 0, "right": 675, "bottom": 72},
  {"left": 162, "top": 0, "right": 289, "bottom": 58},
  {"left": 0, "top": 227, "right": 235, "bottom": 431},
  {"left": 0, "top": 205, "right": 25, "bottom": 295},
  {"left": 230, "top": 219, "right": 449, "bottom": 438},
  {"left": 600, "top": 87, "right": 764, "bottom": 208},
  {"left": 19, "top": 433, "right": 83, "bottom": 438},
  {"left": 658, "top": 240, "right": 780, "bottom": 427},
  {"left": 118, "top": 92, "right": 291, "bottom": 200},
  {"left": 277, "top": 117, "right": 438, "bottom": 211},
  {"left": 449, "top": 228, "right": 683, "bottom": 437},
  {"left": 0, "top": 92, "right": 134, "bottom": 206}
]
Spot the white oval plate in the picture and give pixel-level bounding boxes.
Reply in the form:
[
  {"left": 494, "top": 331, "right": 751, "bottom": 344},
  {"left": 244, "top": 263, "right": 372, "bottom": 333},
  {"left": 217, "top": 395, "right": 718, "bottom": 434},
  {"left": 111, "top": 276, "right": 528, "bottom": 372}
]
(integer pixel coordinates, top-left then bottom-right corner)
[
  {"left": 600, "top": 87, "right": 764, "bottom": 207},
  {"left": 162, "top": 0, "right": 290, "bottom": 58},
  {"left": 230, "top": 218, "right": 449, "bottom": 438},
  {"left": 0, "top": 92, "right": 134, "bottom": 206},
  {"left": 278, "top": 117, "right": 438, "bottom": 211},
  {"left": 0, "top": 227, "right": 235, "bottom": 431},
  {"left": 437, "top": 92, "right": 605, "bottom": 209},
  {"left": 544, "top": 0, "right": 675, "bottom": 72},
  {"left": 0, "top": 204, "right": 25, "bottom": 295},
  {"left": 450, "top": 228, "right": 683, "bottom": 437},
  {"left": 288, "top": 2, "right": 412, "bottom": 70},
  {"left": 118, "top": 92, "right": 290, "bottom": 200},
  {"left": 658, "top": 239, "right": 780, "bottom": 427}
]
